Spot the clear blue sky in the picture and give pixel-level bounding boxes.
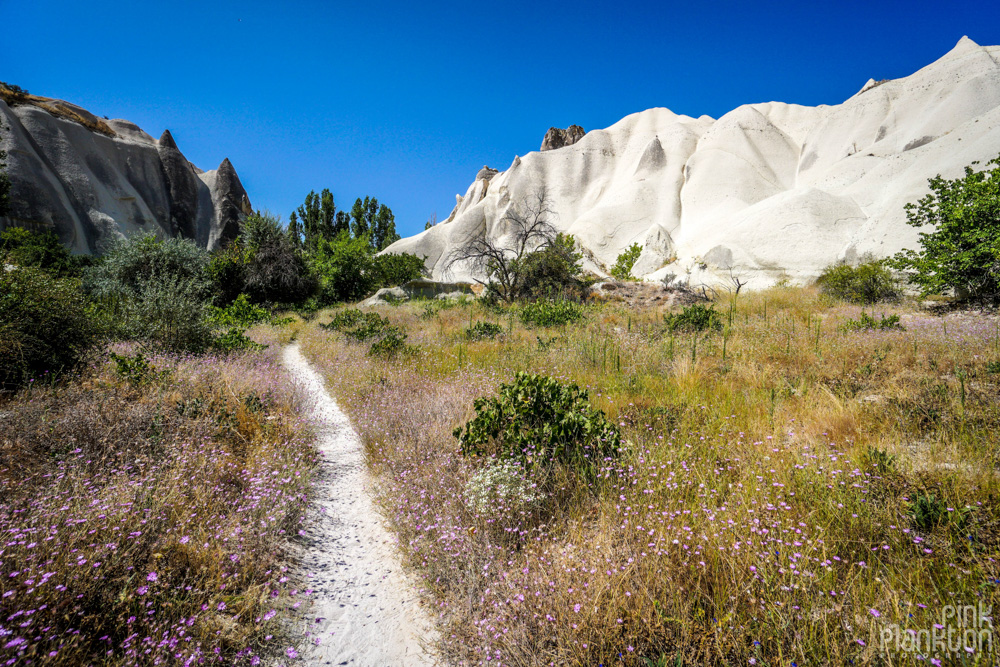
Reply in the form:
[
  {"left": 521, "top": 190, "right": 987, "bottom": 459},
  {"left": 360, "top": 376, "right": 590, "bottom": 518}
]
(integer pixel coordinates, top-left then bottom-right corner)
[{"left": 3, "top": 0, "right": 1000, "bottom": 238}]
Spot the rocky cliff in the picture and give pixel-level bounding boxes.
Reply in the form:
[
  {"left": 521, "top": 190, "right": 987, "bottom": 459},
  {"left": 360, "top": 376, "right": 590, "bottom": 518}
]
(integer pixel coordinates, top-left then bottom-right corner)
[
  {"left": 386, "top": 37, "right": 1000, "bottom": 288},
  {"left": 0, "top": 88, "right": 250, "bottom": 254}
]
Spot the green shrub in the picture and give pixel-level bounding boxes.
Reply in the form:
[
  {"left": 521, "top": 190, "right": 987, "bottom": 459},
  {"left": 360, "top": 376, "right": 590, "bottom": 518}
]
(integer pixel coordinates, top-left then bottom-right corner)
[
  {"left": 864, "top": 446, "right": 897, "bottom": 474},
  {"left": 516, "top": 234, "right": 586, "bottom": 300},
  {"left": 342, "top": 313, "right": 393, "bottom": 342},
  {"left": 816, "top": 259, "right": 900, "bottom": 304},
  {"left": 373, "top": 252, "right": 426, "bottom": 288},
  {"left": 108, "top": 351, "right": 169, "bottom": 385},
  {"left": 453, "top": 372, "right": 622, "bottom": 483},
  {"left": 367, "top": 327, "right": 409, "bottom": 358},
  {"left": 311, "top": 232, "right": 377, "bottom": 304},
  {"left": 86, "top": 234, "right": 214, "bottom": 351},
  {"left": 466, "top": 321, "right": 505, "bottom": 341},
  {"left": 663, "top": 303, "right": 722, "bottom": 332},
  {"left": 842, "top": 312, "right": 904, "bottom": 332},
  {"left": 0, "top": 267, "right": 95, "bottom": 389},
  {"left": 208, "top": 213, "right": 318, "bottom": 306},
  {"left": 209, "top": 294, "right": 271, "bottom": 327},
  {"left": 986, "top": 360, "right": 1000, "bottom": 374},
  {"left": 889, "top": 154, "right": 1000, "bottom": 303},
  {"left": 610, "top": 243, "right": 643, "bottom": 281},
  {"left": 519, "top": 300, "right": 585, "bottom": 327},
  {"left": 0, "top": 227, "right": 88, "bottom": 277},
  {"left": 320, "top": 308, "right": 367, "bottom": 331},
  {"left": 212, "top": 328, "right": 267, "bottom": 354}
]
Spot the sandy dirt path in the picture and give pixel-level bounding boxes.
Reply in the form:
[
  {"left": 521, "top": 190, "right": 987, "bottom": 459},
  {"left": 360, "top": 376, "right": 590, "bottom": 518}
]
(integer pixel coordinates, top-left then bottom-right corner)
[{"left": 282, "top": 343, "right": 438, "bottom": 666}]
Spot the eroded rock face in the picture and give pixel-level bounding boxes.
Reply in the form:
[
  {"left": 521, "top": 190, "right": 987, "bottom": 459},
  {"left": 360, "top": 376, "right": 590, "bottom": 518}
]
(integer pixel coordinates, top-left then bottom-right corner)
[
  {"left": 385, "top": 37, "right": 1000, "bottom": 289},
  {"left": 540, "top": 125, "right": 586, "bottom": 151},
  {"left": 0, "top": 94, "right": 250, "bottom": 254}
]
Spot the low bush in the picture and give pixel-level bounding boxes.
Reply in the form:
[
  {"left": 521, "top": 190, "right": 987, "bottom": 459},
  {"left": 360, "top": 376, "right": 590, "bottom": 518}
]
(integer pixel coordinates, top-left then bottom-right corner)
[
  {"left": 466, "top": 321, "right": 505, "bottom": 341},
  {"left": 842, "top": 312, "right": 904, "bottom": 332},
  {"left": 367, "top": 327, "right": 409, "bottom": 358},
  {"left": 320, "top": 308, "right": 365, "bottom": 331},
  {"left": 213, "top": 328, "right": 267, "bottom": 354},
  {"left": 0, "top": 267, "right": 95, "bottom": 389},
  {"left": 342, "top": 313, "right": 394, "bottom": 342},
  {"left": 516, "top": 234, "right": 586, "bottom": 300},
  {"left": 817, "top": 259, "right": 900, "bottom": 304},
  {"left": 908, "top": 493, "right": 968, "bottom": 533},
  {"left": 210, "top": 293, "right": 272, "bottom": 328},
  {"left": 0, "top": 227, "right": 89, "bottom": 277},
  {"left": 663, "top": 303, "right": 722, "bottom": 332},
  {"left": 108, "top": 351, "right": 169, "bottom": 385},
  {"left": 610, "top": 242, "right": 643, "bottom": 281},
  {"left": 463, "top": 459, "right": 541, "bottom": 526},
  {"left": 518, "top": 299, "right": 585, "bottom": 327},
  {"left": 453, "top": 372, "right": 622, "bottom": 483}
]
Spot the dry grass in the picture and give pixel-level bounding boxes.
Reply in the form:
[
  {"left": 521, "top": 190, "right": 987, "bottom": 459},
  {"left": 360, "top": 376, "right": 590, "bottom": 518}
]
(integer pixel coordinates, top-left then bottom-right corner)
[
  {"left": 299, "top": 289, "right": 1000, "bottom": 666},
  {"left": 0, "top": 343, "right": 316, "bottom": 665}
]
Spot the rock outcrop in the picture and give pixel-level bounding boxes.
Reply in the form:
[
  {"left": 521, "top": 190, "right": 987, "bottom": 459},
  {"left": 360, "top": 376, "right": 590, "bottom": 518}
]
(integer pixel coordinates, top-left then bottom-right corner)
[
  {"left": 385, "top": 37, "right": 1000, "bottom": 288},
  {"left": 540, "top": 125, "right": 586, "bottom": 151},
  {"left": 0, "top": 89, "right": 250, "bottom": 254}
]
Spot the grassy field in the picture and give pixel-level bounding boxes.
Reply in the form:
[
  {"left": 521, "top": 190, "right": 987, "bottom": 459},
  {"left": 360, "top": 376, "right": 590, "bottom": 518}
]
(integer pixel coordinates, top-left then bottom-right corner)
[
  {"left": 0, "top": 326, "right": 316, "bottom": 666},
  {"left": 298, "top": 288, "right": 1000, "bottom": 666}
]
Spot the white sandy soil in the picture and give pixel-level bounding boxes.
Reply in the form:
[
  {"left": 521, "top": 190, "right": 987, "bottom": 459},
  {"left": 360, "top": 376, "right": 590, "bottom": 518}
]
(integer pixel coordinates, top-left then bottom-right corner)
[{"left": 282, "top": 343, "right": 438, "bottom": 666}]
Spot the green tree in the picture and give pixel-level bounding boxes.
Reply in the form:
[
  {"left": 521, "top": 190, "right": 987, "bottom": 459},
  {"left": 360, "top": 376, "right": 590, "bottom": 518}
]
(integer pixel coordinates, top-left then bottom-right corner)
[
  {"left": 0, "top": 227, "right": 87, "bottom": 277},
  {"left": 516, "top": 233, "right": 585, "bottom": 300},
  {"left": 311, "top": 232, "right": 377, "bottom": 303},
  {"left": 296, "top": 191, "right": 321, "bottom": 248},
  {"left": 334, "top": 210, "right": 351, "bottom": 236},
  {"left": 610, "top": 243, "right": 643, "bottom": 281},
  {"left": 890, "top": 155, "right": 1000, "bottom": 302},
  {"left": 287, "top": 211, "right": 301, "bottom": 248},
  {"left": 371, "top": 203, "right": 399, "bottom": 250},
  {"left": 320, "top": 188, "right": 336, "bottom": 240},
  {"left": 373, "top": 252, "right": 425, "bottom": 287},
  {"left": 351, "top": 196, "right": 378, "bottom": 240}
]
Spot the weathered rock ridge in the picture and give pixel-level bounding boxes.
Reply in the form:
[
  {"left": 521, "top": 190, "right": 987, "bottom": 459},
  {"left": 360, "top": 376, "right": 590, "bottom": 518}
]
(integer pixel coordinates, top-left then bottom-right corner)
[
  {"left": 386, "top": 37, "right": 1000, "bottom": 288},
  {"left": 0, "top": 89, "right": 251, "bottom": 253},
  {"left": 540, "top": 125, "right": 586, "bottom": 151}
]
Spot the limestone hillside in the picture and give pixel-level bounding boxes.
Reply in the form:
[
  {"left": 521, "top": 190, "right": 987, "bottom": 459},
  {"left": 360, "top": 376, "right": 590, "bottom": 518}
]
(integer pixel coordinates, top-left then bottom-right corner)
[
  {"left": 0, "top": 86, "right": 251, "bottom": 253},
  {"left": 386, "top": 37, "right": 1000, "bottom": 287}
]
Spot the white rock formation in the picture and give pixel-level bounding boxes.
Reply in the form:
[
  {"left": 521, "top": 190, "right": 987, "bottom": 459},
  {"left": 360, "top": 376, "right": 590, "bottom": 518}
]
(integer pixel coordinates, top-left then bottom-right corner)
[
  {"left": 0, "top": 93, "right": 251, "bottom": 254},
  {"left": 385, "top": 37, "right": 1000, "bottom": 288}
]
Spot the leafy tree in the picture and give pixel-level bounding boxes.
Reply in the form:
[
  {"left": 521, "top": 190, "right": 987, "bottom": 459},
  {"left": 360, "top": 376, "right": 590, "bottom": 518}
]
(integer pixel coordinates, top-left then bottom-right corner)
[
  {"left": 448, "top": 189, "right": 558, "bottom": 303},
  {"left": 889, "top": 155, "right": 1000, "bottom": 302},
  {"left": 334, "top": 210, "right": 351, "bottom": 236},
  {"left": 610, "top": 243, "right": 643, "bottom": 280},
  {"left": 296, "top": 190, "right": 321, "bottom": 248},
  {"left": 287, "top": 211, "right": 301, "bottom": 248},
  {"left": 209, "top": 212, "right": 316, "bottom": 305},
  {"left": 516, "top": 233, "right": 585, "bottom": 300},
  {"left": 371, "top": 203, "right": 399, "bottom": 250},
  {"left": 311, "top": 232, "right": 377, "bottom": 304},
  {"left": 351, "top": 196, "right": 378, "bottom": 240},
  {"left": 0, "top": 123, "right": 10, "bottom": 217},
  {"left": 373, "top": 252, "right": 426, "bottom": 287}
]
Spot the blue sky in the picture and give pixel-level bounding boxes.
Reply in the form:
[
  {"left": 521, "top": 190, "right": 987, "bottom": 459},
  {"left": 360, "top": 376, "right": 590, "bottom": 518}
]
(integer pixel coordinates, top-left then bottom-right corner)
[{"left": 3, "top": 0, "right": 1000, "bottom": 238}]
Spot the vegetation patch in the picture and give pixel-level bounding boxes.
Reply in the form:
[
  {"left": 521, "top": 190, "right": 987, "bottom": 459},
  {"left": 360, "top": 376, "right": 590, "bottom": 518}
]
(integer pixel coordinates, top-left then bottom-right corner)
[
  {"left": 663, "top": 302, "right": 722, "bottom": 332},
  {"left": 842, "top": 311, "right": 904, "bottom": 332},
  {"left": 465, "top": 321, "right": 505, "bottom": 341},
  {"left": 817, "top": 258, "right": 900, "bottom": 304},
  {"left": 518, "top": 299, "right": 585, "bottom": 327}
]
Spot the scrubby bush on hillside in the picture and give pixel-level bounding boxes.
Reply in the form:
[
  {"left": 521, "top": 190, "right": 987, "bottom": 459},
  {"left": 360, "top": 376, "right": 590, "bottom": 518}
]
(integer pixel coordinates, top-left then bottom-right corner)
[
  {"left": 0, "top": 267, "right": 94, "bottom": 389},
  {"left": 516, "top": 233, "right": 587, "bottom": 300},
  {"left": 454, "top": 372, "right": 622, "bottom": 483},
  {"left": 0, "top": 227, "right": 90, "bottom": 277},
  {"left": 86, "top": 234, "right": 214, "bottom": 351},
  {"left": 610, "top": 242, "right": 643, "bottom": 281},
  {"left": 663, "top": 303, "right": 722, "bottom": 332},
  {"left": 209, "top": 213, "right": 317, "bottom": 306},
  {"left": 466, "top": 321, "right": 505, "bottom": 341},
  {"left": 842, "top": 311, "right": 904, "bottom": 332},
  {"left": 519, "top": 299, "right": 585, "bottom": 327},
  {"left": 817, "top": 258, "right": 900, "bottom": 304},
  {"left": 209, "top": 293, "right": 272, "bottom": 328},
  {"left": 890, "top": 154, "right": 1000, "bottom": 303}
]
